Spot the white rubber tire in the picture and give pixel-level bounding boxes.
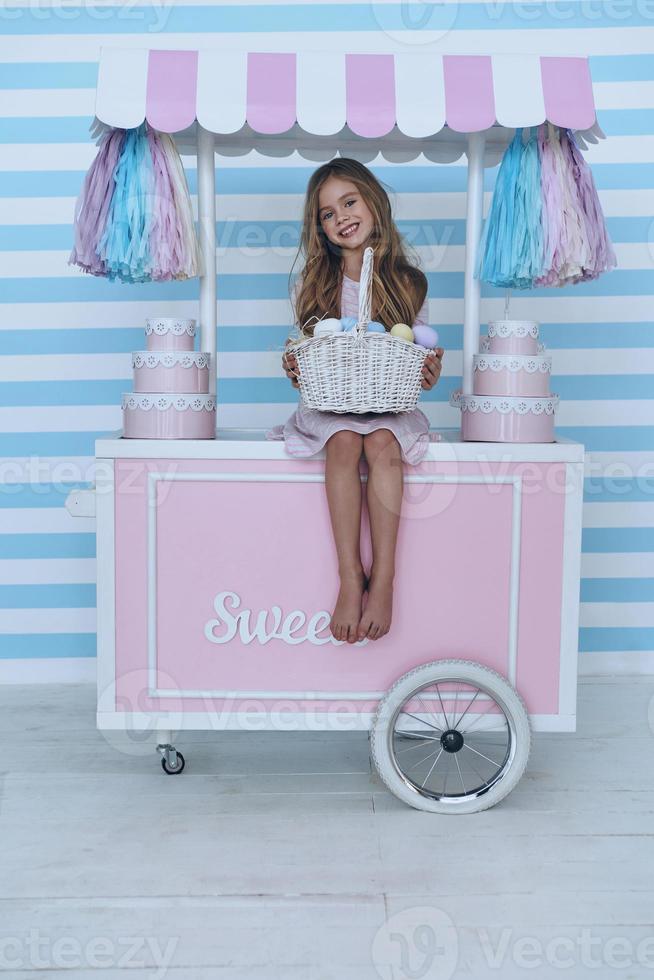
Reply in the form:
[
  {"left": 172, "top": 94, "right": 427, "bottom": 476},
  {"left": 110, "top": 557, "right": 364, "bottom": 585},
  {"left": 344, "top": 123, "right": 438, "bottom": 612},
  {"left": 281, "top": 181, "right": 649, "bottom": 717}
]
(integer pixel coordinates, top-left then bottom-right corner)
[{"left": 370, "top": 658, "right": 531, "bottom": 814}]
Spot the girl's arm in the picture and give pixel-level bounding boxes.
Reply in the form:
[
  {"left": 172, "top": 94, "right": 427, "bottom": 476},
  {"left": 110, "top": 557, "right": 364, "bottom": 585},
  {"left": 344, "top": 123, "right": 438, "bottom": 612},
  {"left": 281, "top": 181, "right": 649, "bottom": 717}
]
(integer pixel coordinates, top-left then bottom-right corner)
[
  {"left": 286, "top": 276, "right": 300, "bottom": 342},
  {"left": 412, "top": 290, "right": 444, "bottom": 391},
  {"left": 281, "top": 278, "right": 301, "bottom": 387},
  {"left": 413, "top": 293, "right": 430, "bottom": 328}
]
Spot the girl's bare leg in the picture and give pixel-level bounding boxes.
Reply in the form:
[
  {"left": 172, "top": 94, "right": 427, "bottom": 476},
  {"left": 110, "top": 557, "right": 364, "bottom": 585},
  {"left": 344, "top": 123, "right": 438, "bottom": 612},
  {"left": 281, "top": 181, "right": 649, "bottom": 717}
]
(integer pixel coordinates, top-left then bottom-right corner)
[
  {"left": 325, "top": 430, "right": 367, "bottom": 643},
  {"left": 358, "top": 429, "right": 403, "bottom": 641}
]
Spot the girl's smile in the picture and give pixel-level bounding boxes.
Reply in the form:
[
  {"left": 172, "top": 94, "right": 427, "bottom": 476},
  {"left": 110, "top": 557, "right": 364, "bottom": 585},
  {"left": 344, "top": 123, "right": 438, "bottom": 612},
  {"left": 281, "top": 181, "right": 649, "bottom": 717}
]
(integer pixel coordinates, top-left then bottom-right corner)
[{"left": 338, "top": 221, "right": 360, "bottom": 239}]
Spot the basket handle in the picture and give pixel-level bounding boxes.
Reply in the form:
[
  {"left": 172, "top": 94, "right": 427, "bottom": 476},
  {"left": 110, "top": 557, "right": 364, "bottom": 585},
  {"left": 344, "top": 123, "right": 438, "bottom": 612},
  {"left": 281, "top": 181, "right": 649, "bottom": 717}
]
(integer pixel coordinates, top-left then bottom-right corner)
[{"left": 355, "top": 246, "right": 374, "bottom": 340}]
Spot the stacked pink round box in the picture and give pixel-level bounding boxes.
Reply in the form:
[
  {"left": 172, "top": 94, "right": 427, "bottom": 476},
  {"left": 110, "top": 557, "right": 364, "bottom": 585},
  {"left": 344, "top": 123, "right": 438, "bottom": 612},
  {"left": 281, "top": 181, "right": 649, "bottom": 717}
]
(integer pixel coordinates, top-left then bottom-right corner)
[
  {"left": 122, "top": 317, "right": 216, "bottom": 439},
  {"left": 451, "top": 320, "right": 559, "bottom": 443}
]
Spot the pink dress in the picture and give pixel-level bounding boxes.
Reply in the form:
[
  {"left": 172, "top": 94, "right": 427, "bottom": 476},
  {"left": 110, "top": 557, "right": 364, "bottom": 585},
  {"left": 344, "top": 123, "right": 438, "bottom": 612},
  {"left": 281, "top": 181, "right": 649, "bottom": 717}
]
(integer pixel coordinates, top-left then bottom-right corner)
[{"left": 265, "top": 274, "right": 441, "bottom": 464}]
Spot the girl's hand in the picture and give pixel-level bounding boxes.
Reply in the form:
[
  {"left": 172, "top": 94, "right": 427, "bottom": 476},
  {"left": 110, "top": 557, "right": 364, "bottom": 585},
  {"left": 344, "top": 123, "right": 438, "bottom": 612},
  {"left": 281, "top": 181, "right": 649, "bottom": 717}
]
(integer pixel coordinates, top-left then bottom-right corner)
[
  {"left": 421, "top": 348, "right": 444, "bottom": 390},
  {"left": 282, "top": 349, "right": 300, "bottom": 389}
]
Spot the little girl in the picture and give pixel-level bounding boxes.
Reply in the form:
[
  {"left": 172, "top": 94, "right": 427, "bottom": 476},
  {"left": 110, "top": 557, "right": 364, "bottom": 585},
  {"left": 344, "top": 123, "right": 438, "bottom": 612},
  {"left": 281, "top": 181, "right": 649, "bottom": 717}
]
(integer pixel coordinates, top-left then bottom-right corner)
[{"left": 266, "top": 158, "right": 444, "bottom": 645}]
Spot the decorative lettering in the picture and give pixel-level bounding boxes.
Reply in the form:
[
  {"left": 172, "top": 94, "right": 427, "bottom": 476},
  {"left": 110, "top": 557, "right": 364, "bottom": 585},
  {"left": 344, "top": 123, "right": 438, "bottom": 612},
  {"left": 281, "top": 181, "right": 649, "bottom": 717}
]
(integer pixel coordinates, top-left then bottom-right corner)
[{"left": 204, "top": 591, "right": 367, "bottom": 646}]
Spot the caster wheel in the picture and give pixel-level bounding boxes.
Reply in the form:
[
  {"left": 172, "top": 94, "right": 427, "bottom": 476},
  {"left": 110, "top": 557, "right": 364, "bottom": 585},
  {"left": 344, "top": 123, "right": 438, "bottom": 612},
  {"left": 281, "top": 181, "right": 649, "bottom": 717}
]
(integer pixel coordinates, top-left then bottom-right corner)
[
  {"left": 371, "top": 659, "right": 531, "bottom": 814},
  {"left": 161, "top": 751, "right": 185, "bottom": 775}
]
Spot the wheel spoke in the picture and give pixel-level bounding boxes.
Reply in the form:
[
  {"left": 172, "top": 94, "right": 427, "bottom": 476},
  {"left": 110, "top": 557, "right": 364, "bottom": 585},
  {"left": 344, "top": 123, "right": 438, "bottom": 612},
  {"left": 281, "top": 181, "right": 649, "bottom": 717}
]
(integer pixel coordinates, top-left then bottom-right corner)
[
  {"left": 403, "top": 710, "right": 443, "bottom": 734},
  {"left": 463, "top": 742, "right": 504, "bottom": 768},
  {"left": 464, "top": 754, "right": 494, "bottom": 791},
  {"left": 435, "top": 683, "right": 450, "bottom": 729},
  {"left": 408, "top": 745, "right": 442, "bottom": 770},
  {"left": 460, "top": 701, "right": 508, "bottom": 737},
  {"left": 451, "top": 687, "right": 480, "bottom": 729},
  {"left": 458, "top": 698, "right": 494, "bottom": 734},
  {"left": 465, "top": 729, "right": 508, "bottom": 736},
  {"left": 453, "top": 752, "right": 467, "bottom": 795},
  {"left": 417, "top": 694, "right": 447, "bottom": 733},
  {"left": 395, "top": 729, "right": 440, "bottom": 742},
  {"left": 465, "top": 738, "right": 507, "bottom": 746},
  {"left": 396, "top": 736, "right": 441, "bottom": 756},
  {"left": 419, "top": 748, "right": 444, "bottom": 788}
]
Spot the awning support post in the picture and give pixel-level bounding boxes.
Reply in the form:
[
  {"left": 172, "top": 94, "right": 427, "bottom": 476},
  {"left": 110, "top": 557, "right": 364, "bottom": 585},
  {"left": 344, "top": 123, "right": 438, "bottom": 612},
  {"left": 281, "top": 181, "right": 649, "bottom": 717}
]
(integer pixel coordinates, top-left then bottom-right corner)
[
  {"left": 197, "top": 124, "right": 216, "bottom": 399},
  {"left": 462, "top": 131, "right": 486, "bottom": 395}
]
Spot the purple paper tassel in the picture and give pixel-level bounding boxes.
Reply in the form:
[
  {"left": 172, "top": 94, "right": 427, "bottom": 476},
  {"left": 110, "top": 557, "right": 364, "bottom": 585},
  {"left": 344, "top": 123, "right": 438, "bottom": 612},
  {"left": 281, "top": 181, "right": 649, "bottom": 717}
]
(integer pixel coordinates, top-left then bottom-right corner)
[
  {"left": 535, "top": 125, "right": 585, "bottom": 288},
  {"left": 144, "top": 127, "right": 201, "bottom": 280},
  {"left": 534, "top": 124, "right": 563, "bottom": 287},
  {"left": 68, "top": 127, "right": 125, "bottom": 276},
  {"left": 563, "top": 129, "right": 617, "bottom": 281}
]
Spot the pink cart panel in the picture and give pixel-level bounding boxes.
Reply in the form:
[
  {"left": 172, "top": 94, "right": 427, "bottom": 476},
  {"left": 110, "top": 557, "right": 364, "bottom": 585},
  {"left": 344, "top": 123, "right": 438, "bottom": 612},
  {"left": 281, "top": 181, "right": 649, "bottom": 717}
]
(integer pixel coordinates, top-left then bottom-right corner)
[{"left": 95, "top": 437, "right": 584, "bottom": 734}]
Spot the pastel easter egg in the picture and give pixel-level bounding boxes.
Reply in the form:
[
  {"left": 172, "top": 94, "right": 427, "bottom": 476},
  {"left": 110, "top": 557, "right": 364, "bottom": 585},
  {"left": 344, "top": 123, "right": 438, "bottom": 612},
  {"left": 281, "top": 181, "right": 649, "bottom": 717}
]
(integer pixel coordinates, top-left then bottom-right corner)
[
  {"left": 366, "top": 320, "right": 386, "bottom": 333},
  {"left": 412, "top": 324, "right": 440, "bottom": 349},
  {"left": 340, "top": 316, "right": 358, "bottom": 332},
  {"left": 390, "top": 322, "right": 414, "bottom": 342},
  {"left": 314, "top": 318, "right": 343, "bottom": 337}
]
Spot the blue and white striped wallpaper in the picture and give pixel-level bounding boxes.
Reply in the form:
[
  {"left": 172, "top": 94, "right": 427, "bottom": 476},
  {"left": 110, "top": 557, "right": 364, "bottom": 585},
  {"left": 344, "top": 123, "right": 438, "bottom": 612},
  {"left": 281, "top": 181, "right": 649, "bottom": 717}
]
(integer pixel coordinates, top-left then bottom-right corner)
[{"left": 0, "top": 4, "right": 653, "bottom": 680}]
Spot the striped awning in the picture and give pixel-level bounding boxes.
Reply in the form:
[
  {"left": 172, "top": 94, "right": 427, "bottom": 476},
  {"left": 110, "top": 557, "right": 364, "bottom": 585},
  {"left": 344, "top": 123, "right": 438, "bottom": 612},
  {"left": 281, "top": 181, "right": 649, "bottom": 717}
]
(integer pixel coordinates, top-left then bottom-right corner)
[{"left": 95, "top": 48, "right": 601, "bottom": 140}]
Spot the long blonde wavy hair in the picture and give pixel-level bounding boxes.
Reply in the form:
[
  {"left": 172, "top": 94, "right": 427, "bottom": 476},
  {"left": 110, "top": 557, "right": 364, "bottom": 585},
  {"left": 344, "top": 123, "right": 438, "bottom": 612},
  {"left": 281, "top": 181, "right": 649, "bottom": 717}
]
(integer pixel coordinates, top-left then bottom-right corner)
[{"left": 290, "top": 158, "right": 428, "bottom": 336}]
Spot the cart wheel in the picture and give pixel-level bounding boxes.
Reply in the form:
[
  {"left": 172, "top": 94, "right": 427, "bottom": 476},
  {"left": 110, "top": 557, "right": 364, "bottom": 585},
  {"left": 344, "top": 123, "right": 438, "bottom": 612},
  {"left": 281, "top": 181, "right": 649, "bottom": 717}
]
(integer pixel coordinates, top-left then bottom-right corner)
[
  {"left": 371, "top": 659, "right": 530, "bottom": 814},
  {"left": 161, "top": 751, "right": 185, "bottom": 775}
]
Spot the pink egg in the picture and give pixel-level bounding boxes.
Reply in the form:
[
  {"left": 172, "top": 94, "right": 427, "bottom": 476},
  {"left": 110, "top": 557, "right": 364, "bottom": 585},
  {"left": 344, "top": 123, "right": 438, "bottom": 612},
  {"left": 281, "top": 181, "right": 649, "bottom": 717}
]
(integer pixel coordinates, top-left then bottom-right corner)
[{"left": 412, "top": 325, "right": 439, "bottom": 349}]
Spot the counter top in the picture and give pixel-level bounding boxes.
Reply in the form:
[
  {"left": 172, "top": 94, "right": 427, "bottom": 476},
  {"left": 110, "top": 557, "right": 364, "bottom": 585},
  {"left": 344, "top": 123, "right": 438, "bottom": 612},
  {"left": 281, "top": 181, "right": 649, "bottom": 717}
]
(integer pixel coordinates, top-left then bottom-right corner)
[{"left": 95, "top": 428, "right": 585, "bottom": 463}]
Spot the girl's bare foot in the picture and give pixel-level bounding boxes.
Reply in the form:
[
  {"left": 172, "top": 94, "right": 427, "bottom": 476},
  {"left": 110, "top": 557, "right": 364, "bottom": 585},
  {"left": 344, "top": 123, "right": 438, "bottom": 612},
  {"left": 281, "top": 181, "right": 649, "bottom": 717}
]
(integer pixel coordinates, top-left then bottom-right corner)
[
  {"left": 331, "top": 568, "right": 368, "bottom": 644},
  {"left": 357, "top": 571, "right": 393, "bottom": 641}
]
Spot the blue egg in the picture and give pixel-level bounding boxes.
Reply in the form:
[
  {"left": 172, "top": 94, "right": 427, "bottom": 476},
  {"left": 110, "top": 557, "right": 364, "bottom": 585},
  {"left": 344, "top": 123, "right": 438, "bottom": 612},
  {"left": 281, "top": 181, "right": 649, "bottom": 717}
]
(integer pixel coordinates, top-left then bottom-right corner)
[
  {"left": 340, "top": 316, "right": 357, "bottom": 331},
  {"left": 366, "top": 320, "right": 386, "bottom": 333}
]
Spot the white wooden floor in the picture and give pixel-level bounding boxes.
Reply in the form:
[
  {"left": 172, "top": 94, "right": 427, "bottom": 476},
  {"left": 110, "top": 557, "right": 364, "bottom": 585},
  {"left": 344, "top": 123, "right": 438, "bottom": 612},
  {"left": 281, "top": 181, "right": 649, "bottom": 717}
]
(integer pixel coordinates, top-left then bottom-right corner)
[{"left": 0, "top": 676, "right": 652, "bottom": 980}]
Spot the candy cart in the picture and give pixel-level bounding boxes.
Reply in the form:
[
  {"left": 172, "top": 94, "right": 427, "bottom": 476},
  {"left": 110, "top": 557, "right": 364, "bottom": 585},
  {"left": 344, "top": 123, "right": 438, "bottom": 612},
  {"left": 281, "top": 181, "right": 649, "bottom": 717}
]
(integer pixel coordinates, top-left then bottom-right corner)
[{"left": 66, "top": 49, "right": 603, "bottom": 813}]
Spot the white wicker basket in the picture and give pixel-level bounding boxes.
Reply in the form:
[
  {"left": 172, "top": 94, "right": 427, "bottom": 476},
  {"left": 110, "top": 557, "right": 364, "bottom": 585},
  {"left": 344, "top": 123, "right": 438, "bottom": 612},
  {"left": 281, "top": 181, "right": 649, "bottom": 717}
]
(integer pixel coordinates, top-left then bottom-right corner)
[{"left": 288, "top": 246, "right": 429, "bottom": 414}]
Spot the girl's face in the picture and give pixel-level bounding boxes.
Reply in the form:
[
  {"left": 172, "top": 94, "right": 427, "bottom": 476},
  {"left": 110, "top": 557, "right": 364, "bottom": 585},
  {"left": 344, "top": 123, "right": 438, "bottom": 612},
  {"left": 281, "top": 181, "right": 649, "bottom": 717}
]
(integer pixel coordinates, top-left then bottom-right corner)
[{"left": 317, "top": 176, "right": 375, "bottom": 252}]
